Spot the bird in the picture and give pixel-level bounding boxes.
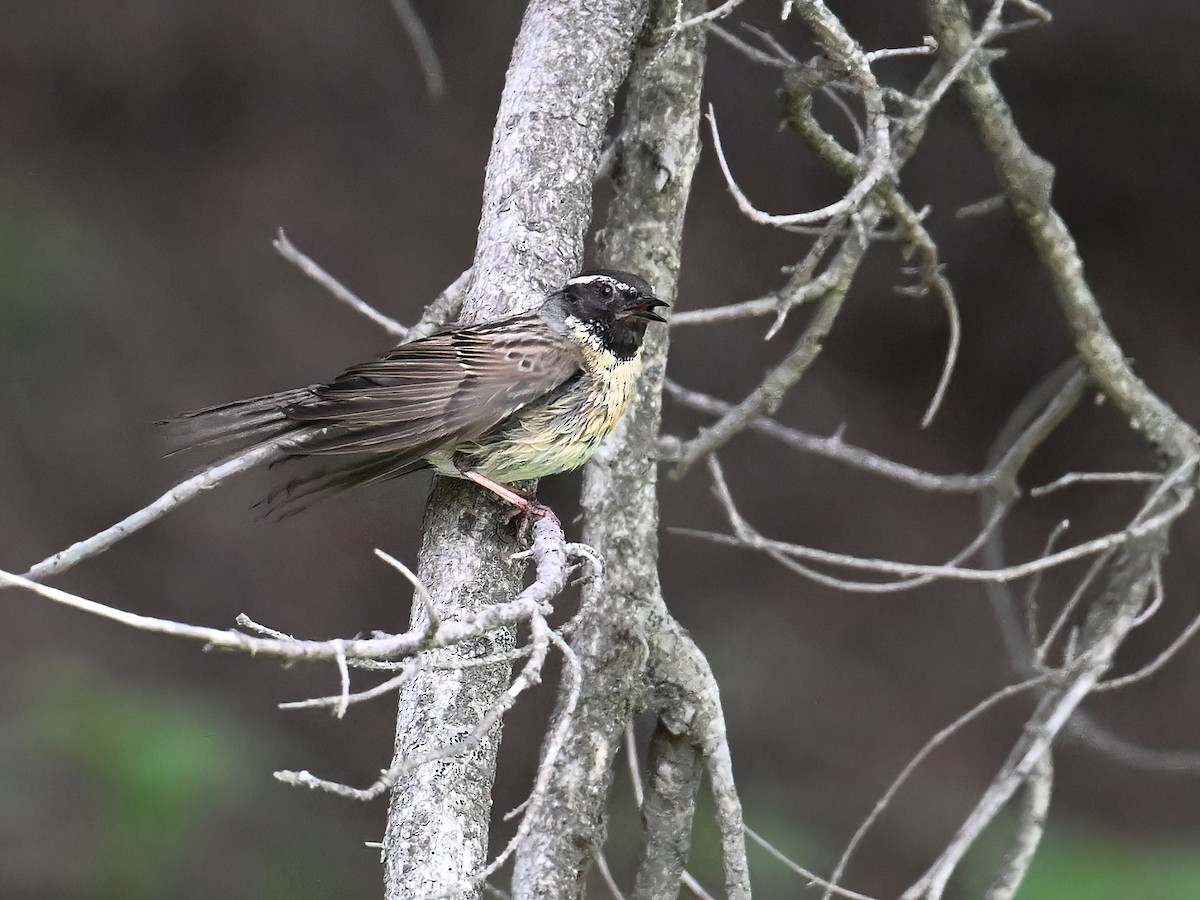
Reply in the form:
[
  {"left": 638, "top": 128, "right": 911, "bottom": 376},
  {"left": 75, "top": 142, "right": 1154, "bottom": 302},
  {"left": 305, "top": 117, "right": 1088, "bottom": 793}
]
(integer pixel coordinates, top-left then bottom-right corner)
[{"left": 164, "top": 269, "right": 669, "bottom": 525}]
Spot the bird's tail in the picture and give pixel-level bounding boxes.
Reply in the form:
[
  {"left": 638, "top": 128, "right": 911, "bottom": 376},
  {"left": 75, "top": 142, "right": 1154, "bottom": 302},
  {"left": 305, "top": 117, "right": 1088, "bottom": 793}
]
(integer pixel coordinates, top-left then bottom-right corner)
[
  {"left": 158, "top": 388, "right": 314, "bottom": 456},
  {"left": 159, "top": 388, "right": 431, "bottom": 518}
]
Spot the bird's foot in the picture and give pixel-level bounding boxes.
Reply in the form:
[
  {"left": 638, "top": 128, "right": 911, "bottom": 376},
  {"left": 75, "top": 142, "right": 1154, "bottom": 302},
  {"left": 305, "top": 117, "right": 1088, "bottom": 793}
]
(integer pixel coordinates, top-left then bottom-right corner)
[
  {"left": 460, "top": 468, "right": 558, "bottom": 545},
  {"left": 504, "top": 497, "right": 559, "bottom": 545}
]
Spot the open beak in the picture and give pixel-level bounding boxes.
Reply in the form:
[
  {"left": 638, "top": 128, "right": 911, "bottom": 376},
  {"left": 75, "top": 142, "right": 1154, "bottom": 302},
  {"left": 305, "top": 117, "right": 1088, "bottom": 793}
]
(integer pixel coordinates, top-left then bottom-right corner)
[{"left": 619, "top": 296, "right": 671, "bottom": 323}]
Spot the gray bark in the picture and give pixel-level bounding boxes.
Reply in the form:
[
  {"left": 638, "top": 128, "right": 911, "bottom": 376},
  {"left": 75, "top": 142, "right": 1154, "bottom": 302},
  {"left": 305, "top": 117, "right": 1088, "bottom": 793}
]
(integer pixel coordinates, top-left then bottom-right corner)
[
  {"left": 511, "top": 2, "right": 714, "bottom": 896},
  {"left": 633, "top": 721, "right": 703, "bottom": 900},
  {"left": 382, "top": 1, "right": 650, "bottom": 897}
]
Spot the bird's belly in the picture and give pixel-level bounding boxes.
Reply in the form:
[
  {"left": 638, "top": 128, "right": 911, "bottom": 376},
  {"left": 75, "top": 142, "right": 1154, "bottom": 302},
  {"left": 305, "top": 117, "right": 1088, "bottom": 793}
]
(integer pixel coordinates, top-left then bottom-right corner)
[{"left": 451, "top": 358, "right": 640, "bottom": 483}]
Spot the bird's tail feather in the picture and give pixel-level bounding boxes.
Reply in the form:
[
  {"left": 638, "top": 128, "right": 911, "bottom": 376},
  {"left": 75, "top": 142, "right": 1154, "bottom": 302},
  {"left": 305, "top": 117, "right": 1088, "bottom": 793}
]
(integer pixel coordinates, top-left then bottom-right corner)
[
  {"left": 158, "top": 388, "right": 313, "bottom": 456},
  {"left": 160, "top": 387, "right": 432, "bottom": 516},
  {"left": 258, "top": 453, "right": 429, "bottom": 520}
]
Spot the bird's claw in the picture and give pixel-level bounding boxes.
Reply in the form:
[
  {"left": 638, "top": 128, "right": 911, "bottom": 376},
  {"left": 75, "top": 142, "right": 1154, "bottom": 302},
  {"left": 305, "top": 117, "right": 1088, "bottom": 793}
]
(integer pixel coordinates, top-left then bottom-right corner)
[{"left": 505, "top": 499, "right": 559, "bottom": 545}]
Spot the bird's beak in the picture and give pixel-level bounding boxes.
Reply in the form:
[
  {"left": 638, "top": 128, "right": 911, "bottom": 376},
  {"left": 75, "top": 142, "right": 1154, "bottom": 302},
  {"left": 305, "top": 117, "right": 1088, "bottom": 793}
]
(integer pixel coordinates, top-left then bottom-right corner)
[{"left": 619, "top": 296, "right": 671, "bottom": 323}]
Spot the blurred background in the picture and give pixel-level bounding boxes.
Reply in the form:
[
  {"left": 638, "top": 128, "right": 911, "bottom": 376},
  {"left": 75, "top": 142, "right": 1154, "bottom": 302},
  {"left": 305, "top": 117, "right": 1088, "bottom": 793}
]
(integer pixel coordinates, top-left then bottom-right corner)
[{"left": 2, "top": 1, "right": 1199, "bottom": 897}]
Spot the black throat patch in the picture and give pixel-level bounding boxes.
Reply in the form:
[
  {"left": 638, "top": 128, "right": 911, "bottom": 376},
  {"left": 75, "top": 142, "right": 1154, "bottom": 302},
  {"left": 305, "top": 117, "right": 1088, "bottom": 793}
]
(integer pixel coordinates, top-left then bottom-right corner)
[{"left": 591, "top": 318, "right": 646, "bottom": 362}]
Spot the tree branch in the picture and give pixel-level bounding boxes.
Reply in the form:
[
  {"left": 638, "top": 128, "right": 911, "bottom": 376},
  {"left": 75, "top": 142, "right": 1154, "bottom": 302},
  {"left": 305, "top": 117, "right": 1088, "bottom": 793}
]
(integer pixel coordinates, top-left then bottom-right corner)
[
  {"left": 903, "top": 535, "right": 1167, "bottom": 900},
  {"left": 380, "top": 3, "right": 652, "bottom": 895},
  {"left": 927, "top": 0, "right": 1200, "bottom": 466},
  {"left": 510, "top": 1, "right": 709, "bottom": 895},
  {"left": 632, "top": 720, "right": 704, "bottom": 900},
  {"left": 985, "top": 751, "right": 1052, "bottom": 900}
]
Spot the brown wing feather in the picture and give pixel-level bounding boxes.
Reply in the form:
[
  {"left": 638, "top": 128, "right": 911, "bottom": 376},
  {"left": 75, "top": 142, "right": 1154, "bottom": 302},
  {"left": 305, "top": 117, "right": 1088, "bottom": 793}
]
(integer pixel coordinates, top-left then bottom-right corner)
[
  {"left": 163, "top": 312, "right": 582, "bottom": 517},
  {"left": 280, "top": 314, "right": 582, "bottom": 456}
]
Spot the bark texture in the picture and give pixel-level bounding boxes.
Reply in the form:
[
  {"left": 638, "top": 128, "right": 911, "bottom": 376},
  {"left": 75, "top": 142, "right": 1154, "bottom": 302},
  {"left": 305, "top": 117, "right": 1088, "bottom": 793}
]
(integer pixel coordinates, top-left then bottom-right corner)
[
  {"left": 511, "top": 2, "right": 716, "bottom": 896},
  {"left": 633, "top": 721, "right": 703, "bottom": 900},
  {"left": 382, "top": 1, "right": 651, "bottom": 896}
]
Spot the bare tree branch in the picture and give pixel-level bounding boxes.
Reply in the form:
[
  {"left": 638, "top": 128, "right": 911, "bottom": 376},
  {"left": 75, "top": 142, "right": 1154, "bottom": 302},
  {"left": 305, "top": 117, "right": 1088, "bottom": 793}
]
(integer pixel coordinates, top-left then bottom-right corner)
[
  {"left": 390, "top": 0, "right": 446, "bottom": 98},
  {"left": 672, "top": 0, "right": 1015, "bottom": 472},
  {"left": 597, "top": 851, "right": 630, "bottom": 900},
  {"left": 274, "top": 228, "right": 409, "bottom": 338},
  {"left": 279, "top": 609, "right": 556, "bottom": 802},
  {"left": 903, "top": 534, "right": 1167, "bottom": 900},
  {"left": 824, "top": 678, "right": 1045, "bottom": 899},
  {"left": 21, "top": 440, "right": 290, "bottom": 582},
  {"left": 744, "top": 826, "right": 878, "bottom": 900},
  {"left": 511, "top": 2, "right": 715, "bottom": 895},
  {"left": 927, "top": 0, "right": 1200, "bottom": 466},
  {"left": 380, "top": 0, "right": 654, "bottom": 889},
  {"left": 669, "top": 0, "right": 747, "bottom": 31},
  {"left": 4, "top": 515, "right": 575, "bottom": 667},
  {"left": 632, "top": 720, "right": 703, "bottom": 900},
  {"left": 679, "top": 459, "right": 1191, "bottom": 587},
  {"left": 985, "top": 751, "right": 1052, "bottom": 900},
  {"left": 671, "top": 241, "right": 859, "bottom": 475}
]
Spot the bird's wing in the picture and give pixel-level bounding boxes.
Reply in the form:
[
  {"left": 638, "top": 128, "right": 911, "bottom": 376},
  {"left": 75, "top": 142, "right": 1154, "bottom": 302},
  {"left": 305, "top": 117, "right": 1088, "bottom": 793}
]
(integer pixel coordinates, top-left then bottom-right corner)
[{"left": 284, "top": 314, "right": 582, "bottom": 455}]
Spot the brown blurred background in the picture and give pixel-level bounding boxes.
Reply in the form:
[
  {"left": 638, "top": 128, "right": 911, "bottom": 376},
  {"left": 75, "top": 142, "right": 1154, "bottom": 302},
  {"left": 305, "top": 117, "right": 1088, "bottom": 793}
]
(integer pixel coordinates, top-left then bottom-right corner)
[{"left": 2, "top": 1, "right": 1199, "bottom": 897}]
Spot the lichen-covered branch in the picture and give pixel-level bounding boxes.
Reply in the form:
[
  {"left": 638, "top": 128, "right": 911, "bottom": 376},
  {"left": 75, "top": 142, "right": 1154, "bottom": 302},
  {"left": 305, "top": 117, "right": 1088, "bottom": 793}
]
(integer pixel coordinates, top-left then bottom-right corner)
[
  {"left": 926, "top": 0, "right": 1200, "bottom": 465},
  {"left": 382, "top": 2, "right": 652, "bottom": 896},
  {"left": 632, "top": 720, "right": 703, "bottom": 900},
  {"left": 903, "top": 534, "right": 1169, "bottom": 900},
  {"left": 647, "top": 621, "right": 750, "bottom": 899},
  {"left": 510, "top": 1, "right": 709, "bottom": 895}
]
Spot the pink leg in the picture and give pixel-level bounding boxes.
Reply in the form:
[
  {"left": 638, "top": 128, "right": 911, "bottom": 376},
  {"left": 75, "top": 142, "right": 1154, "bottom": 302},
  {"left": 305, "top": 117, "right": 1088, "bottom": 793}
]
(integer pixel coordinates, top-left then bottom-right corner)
[{"left": 460, "top": 469, "right": 559, "bottom": 540}]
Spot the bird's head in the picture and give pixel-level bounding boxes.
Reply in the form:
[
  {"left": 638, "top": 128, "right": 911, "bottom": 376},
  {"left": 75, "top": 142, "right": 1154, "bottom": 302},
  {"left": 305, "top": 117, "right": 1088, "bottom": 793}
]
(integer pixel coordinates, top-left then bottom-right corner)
[{"left": 551, "top": 270, "right": 669, "bottom": 361}]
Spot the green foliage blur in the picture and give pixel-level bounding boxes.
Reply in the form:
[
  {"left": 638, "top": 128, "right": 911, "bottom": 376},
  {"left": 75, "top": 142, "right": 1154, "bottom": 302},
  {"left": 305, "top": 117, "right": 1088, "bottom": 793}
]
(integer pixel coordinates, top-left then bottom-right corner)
[{"left": 0, "top": 657, "right": 379, "bottom": 900}]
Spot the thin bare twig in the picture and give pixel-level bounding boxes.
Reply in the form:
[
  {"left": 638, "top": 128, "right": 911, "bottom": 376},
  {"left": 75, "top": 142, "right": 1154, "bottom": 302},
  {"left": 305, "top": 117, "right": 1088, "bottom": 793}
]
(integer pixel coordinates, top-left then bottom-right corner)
[
  {"left": 670, "top": 0, "right": 747, "bottom": 31},
  {"left": 595, "top": 851, "right": 627, "bottom": 900},
  {"left": 376, "top": 548, "right": 440, "bottom": 638},
  {"left": 625, "top": 721, "right": 646, "bottom": 807},
  {"left": 1097, "top": 606, "right": 1200, "bottom": 692},
  {"left": 21, "top": 439, "right": 291, "bottom": 582},
  {"left": 1037, "top": 456, "right": 1198, "bottom": 669},
  {"left": 706, "top": 23, "right": 792, "bottom": 69},
  {"left": 8, "top": 514, "right": 578, "bottom": 674},
  {"left": 1030, "top": 470, "right": 1163, "bottom": 496},
  {"left": 702, "top": 454, "right": 1012, "bottom": 594},
  {"left": 979, "top": 358, "right": 1093, "bottom": 667},
  {"left": 864, "top": 38, "right": 938, "bottom": 64},
  {"left": 677, "top": 480, "right": 1188, "bottom": 585},
  {"left": 670, "top": 271, "right": 838, "bottom": 327},
  {"left": 760, "top": 498, "right": 1012, "bottom": 594},
  {"left": 664, "top": 381, "right": 987, "bottom": 491},
  {"left": 1034, "top": 550, "right": 1111, "bottom": 667},
  {"left": 686, "top": 451, "right": 1190, "bottom": 585},
  {"left": 390, "top": 0, "right": 446, "bottom": 98},
  {"left": 5, "top": 561, "right": 538, "bottom": 663},
  {"left": 745, "top": 825, "right": 878, "bottom": 900},
  {"left": 276, "top": 610, "right": 553, "bottom": 801},
  {"left": 274, "top": 228, "right": 408, "bottom": 337},
  {"left": 279, "top": 644, "right": 535, "bottom": 712},
  {"left": 902, "top": 528, "right": 1169, "bottom": 899},
  {"left": 671, "top": 240, "right": 859, "bottom": 476},
  {"left": 332, "top": 641, "right": 351, "bottom": 718},
  {"left": 824, "top": 678, "right": 1045, "bottom": 899},
  {"left": 682, "top": 873, "right": 717, "bottom": 900},
  {"left": 985, "top": 751, "right": 1052, "bottom": 900},
  {"left": 707, "top": 105, "right": 890, "bottom": 228},
  {"left": 407, "top": 267, "right": 471, "bottom": 339}
]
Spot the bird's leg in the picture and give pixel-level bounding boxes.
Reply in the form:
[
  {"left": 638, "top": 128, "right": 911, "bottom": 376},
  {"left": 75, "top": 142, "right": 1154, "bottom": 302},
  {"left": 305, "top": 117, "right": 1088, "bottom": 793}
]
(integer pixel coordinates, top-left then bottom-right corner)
[{"left": 459, "top": 468, "right": 558, "bottom": 543}]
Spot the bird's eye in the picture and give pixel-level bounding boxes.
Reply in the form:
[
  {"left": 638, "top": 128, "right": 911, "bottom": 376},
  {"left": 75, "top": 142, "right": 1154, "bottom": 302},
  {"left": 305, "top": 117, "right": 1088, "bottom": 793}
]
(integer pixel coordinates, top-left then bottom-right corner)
[{"left": 600, "top": 284, "right": 613, "bottom": 298}]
